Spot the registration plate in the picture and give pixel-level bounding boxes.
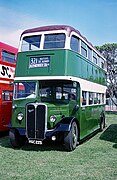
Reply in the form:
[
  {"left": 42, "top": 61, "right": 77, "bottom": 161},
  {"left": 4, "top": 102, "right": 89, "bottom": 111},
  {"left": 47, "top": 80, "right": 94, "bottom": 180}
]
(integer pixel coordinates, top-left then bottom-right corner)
[{"left": 29, "top": 139, "right": 42, "bottom": 145}]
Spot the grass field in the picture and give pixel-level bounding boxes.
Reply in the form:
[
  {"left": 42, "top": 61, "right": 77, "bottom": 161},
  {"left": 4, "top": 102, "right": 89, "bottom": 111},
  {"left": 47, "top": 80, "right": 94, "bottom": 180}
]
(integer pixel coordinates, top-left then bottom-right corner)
[{"left": 0, "top": 114, "right": 117, "bottom": 180}]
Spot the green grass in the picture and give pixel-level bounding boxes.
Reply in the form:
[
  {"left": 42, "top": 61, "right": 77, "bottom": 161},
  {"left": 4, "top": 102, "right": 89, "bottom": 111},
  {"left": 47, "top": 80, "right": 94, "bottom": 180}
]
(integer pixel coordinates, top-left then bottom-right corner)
[{"left": 0, "top": 114, "right": 117, "bottom": 180}]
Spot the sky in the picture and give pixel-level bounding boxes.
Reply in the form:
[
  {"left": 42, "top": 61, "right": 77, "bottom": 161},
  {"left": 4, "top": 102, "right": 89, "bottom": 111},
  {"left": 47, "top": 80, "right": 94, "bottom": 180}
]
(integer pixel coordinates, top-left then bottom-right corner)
[{"left": 0, "top": 0, "right": 117, "bottom": 48}]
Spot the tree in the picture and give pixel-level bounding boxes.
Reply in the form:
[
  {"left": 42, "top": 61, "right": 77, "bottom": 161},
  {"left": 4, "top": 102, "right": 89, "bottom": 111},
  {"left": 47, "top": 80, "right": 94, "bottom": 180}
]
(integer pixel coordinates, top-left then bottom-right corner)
[{"left": 95, "top": 44, "right": 117, "bottom": 105}]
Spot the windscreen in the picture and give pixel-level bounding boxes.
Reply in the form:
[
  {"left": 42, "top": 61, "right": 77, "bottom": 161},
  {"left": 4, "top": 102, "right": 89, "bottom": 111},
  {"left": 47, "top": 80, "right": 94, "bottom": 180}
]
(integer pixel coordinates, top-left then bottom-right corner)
[
  {"left": 39, "top": 80, "right": 77, "bottom": 103},
  {"left": 13, "top": 81, "right": 36, "bottom": 99}
]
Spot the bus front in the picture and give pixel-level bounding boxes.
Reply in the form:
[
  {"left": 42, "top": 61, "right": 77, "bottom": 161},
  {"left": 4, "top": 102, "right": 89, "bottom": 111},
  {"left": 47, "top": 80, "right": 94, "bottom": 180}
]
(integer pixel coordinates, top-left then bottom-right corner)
[{"left": 9, "top": 26, "right": 80, "bottom": 151}]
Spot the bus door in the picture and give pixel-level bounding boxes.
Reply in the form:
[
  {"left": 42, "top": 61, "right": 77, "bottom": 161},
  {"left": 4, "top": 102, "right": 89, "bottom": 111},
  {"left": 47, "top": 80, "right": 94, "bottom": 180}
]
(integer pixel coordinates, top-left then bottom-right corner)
[
  {"left": 1, "top": 89, "right": 13, "bottom": 130},
  {"left": 80, "top": 91, "right": 92, "bottom": 137},
  {"left": 69, "top": 82, "right": 80, "bottom": 120},
  {"left": 80, "top": 91, "right": 99, "bottom": 137}
]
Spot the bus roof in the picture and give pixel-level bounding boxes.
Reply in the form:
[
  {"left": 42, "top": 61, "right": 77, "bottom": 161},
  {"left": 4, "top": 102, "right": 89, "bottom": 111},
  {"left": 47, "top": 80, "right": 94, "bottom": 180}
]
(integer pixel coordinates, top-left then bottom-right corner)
[
  {"left": 21, "top": 25, "right": 79, "bottom": 36},
  {"left": 21, "top": 25, "right": 93, "bottom": 46},
  {"left": 21, "top": 25, "right": 106, "bottom": 61},
  {"left": 0, "top": 42, "right": 18, "bottom": 54}
]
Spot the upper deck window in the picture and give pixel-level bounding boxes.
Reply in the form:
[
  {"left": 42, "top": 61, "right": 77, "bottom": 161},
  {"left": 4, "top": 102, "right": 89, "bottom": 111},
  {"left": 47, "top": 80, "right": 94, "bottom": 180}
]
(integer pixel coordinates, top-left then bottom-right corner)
[
  {"left": 100, "top": 57, "right": 105, "bottom": 69},
  {"left": 88, "top": 46, "right": 92, "bottom": 61},
  {"left": 22, "top": 35, "right": 41, "bottom": 51},
  {"left": 81, "top": 41, "right": 87, "bottom": 58},
  {"left": 44, "top": 33, "right": 66, "bottom": 49},
  {"left": 2, "top": 50, "right": 16, "bottom": 63},
  {"left": 93, "top": 51, "right": 97, "bottom": 64},
  {"left": 70, "top": 35, "right": 79, "bottom": 52}
]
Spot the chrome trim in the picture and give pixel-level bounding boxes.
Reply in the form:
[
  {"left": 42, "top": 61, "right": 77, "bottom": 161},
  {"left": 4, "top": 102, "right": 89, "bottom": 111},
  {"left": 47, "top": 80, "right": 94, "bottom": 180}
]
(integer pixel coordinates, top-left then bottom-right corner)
[{"left": 26, "top": 102, "right": 47, "bottom": 139}]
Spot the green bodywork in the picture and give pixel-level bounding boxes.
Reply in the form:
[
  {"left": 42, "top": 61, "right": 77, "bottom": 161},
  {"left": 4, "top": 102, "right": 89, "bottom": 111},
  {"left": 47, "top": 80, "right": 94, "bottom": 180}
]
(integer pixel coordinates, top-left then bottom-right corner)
[
  {"left": 12, "top": 49, "right": 106, "bottom": 140},
  {"left": 15, "top": 49, "right": 106, "bottom": 85}
]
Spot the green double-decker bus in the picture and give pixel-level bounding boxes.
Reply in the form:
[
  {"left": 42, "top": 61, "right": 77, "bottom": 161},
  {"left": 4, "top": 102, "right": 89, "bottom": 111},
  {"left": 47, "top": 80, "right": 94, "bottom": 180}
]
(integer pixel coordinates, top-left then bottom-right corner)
[{"left": 9, "top": 25, "right": 107, "bottom": 151}]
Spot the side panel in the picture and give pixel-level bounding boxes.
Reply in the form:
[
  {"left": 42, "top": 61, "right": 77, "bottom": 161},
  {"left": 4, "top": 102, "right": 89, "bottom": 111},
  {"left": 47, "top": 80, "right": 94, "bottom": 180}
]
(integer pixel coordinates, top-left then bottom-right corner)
[
  {"left": 80, "top": 105, "right": 104, "bottom": 139},
  {"left": 0, "top": 42, "right": 17, "bottom": 132},
  {"left": 0, "top": 83, "right": 13, "bottom": 131},
  {"left": 15, "top": 50, "right": 106, "bottom": 86}
]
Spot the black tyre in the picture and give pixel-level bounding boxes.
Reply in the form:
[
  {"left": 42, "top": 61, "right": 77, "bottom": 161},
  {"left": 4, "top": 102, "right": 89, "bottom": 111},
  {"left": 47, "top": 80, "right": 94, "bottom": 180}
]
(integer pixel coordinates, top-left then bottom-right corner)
[
  {"left": 64, "top": 121, "right": 78, "bottom": 151},
  {"left": 100, "top": 114, "right": 105, "bottom": 132},
  {"left": 9, "top": 129, "right": 25, "bottom": 148}
]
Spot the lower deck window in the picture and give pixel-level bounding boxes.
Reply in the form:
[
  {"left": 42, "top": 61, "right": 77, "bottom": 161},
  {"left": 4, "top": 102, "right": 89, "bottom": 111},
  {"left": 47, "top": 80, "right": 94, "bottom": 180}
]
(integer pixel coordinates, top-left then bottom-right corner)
[
  {"left": 82, "top": 91, "right": 105, "bottom": 106},
  {"left": 2, "top": 91, "right": 13, "bottom": 101},
  {"left": 82, "top": 91, "right": 87, "bottom": 105}
]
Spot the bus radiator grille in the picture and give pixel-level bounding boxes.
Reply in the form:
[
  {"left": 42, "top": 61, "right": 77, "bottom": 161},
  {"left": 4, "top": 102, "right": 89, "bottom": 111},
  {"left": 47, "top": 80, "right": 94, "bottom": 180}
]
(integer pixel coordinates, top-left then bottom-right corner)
[
  {"left": 26, "top": 104, "right": 46, "bottom": 140},
  {"left": 27, "top": 104, "right": 35, "bottom": 139},
  {"left": 36, "top": 105, "right": 46, "bottom": 139}
]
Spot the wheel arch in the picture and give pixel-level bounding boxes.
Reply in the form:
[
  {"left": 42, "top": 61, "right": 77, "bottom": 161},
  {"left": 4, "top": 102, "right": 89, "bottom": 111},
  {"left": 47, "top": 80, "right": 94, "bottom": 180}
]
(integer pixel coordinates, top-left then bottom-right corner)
[{"left": 60, "top": 116, "right": 80, "bottom": 139}]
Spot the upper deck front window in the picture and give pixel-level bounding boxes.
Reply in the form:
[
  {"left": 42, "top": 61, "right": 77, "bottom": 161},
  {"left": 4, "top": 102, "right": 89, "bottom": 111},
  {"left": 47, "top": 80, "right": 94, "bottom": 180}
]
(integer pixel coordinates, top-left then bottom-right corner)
[
  {"left": 22, "top": 35, "right": 41, "bottom": 51},
  {"left": 43, "top": 33, "right": 66, "bottom": 49},
  {"left": 21, "top": 33, "right": 66, "bottom": 51}
]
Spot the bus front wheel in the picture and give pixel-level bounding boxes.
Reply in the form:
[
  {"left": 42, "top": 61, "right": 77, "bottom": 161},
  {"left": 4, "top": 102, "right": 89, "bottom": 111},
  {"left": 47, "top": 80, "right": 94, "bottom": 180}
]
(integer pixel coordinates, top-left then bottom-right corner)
[
  {"left": 64, "top": 121, "right": 78, "bottom": 151},
  {"left": 9, "top": 129, "right": 25, "bottom": 148}
]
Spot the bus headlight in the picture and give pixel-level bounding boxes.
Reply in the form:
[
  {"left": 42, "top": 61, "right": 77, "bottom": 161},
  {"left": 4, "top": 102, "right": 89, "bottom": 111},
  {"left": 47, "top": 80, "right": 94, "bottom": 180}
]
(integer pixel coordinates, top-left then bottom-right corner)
[
  {"left": 50, "top": 115, "right": 57, "bottom": 123},
  {"left": 17, "top": 112, "right": 24, "bottom": 121},
  {"left": 12, "top": 104, "right": 17, "bottom": 109}
]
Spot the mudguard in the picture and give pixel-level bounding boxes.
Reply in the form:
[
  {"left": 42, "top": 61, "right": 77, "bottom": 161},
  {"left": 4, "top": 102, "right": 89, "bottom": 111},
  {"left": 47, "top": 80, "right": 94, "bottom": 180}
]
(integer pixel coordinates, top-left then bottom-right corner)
[
  {"left": 59, "top": 116, "right": 77, "bottom": 131},
  {"left": 46, "top": 116, "right": 78, "bottom": 137}
]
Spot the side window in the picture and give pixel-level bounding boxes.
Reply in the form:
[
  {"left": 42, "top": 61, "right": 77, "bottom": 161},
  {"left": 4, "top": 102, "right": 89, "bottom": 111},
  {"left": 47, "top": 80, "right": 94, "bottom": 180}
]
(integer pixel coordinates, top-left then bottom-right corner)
[
  {"left": 93, "top": 51, "right": 97, "bottom": 64},
  {"left": 94, "top": 93, "right": 98, "bottom": 104},
  {"left": 98, "top": 93, "right": 102, "bottom": 104},
  {"left": 2, "top": 91, "right": 13, "bottom": 101},
  {"left": 100, "top": 58, "right": 104, "bottom": 69},
  {"left": 82, "top": 92, "right": 105, "bottom": 105},
  {"left": 2, "top": 50, "right": 16, "bottom": 64},
  {"left": 88, "top": 46, "right": 92, "bottom": 61},
  {"left": 89, "top": 92, "right": 93, "bottom": 105},
  {"left": 70, "top": 35, "right": 79, "bottom": 52},
  {"left": 102, "top": 94, "right": 105, "bottom": 104},
  {"left": 81, "top": 41, "right": 87, "bottom": 58},
  {"left": 82, "top": 91, "right": 87, "bottom": 105},
  {"left": 97, "top": 55, "right": 100, "bottom": 66}
]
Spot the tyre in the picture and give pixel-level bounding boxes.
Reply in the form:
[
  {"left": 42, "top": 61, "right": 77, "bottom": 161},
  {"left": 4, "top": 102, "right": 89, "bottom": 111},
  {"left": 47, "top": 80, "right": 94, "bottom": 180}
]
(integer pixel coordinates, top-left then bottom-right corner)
[
  {"left": 9, "top": 129, "right": 25, "bottom": 148},
  {"left": 100, "top": 114, "right": 105, "bottom": 132},
  {"left": 64, "top": 121, "right": 78, "bottom": 151}
]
